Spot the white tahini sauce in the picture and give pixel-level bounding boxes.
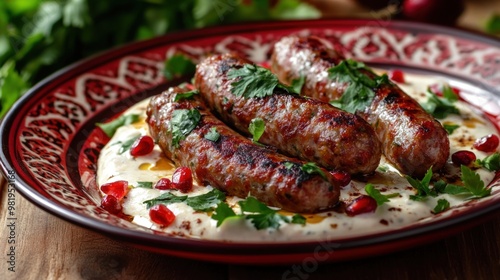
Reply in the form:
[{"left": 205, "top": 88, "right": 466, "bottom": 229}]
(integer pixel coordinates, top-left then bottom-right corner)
[{"left": 97, "top": 72, "right": 500, "bottom": 242}]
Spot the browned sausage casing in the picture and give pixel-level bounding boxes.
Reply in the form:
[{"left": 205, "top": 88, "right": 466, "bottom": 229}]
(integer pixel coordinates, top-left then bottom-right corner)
[
  {"left": 194, "top": 53, "right": 382, "bottom": 175},
  {"left": 146, "top": 87, "right": 340, "bottom": 213},
  {"left": 271, "top": 36, "right": 450, "bottom": 178}
]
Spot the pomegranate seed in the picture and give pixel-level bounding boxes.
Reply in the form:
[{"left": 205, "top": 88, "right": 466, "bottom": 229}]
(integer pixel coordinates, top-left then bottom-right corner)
[
  {"left": 149, "top": 204, "right": 175, "bottom": 227},
  {"left": 101, "top": 195, "right": 122, "bottom": 214},
  {"left": 473, "top": 134, "right": 499, "bottom": 153},
  {"left": 329, "top": 170, "right": 351, "bottom": 187},
  {"left": 451, "top": 150, "right": 476, "bottom": 166},
  {"left": 172, "top": 167, "right": 193, "bottom": 193},
  {"left": 345, "top": 195, "right": 377, "bottom": 216},
  {"left": 389, "top": 69, "right": 405, "bottom": 83},
  {"left": 154, "top": 178, "right": 173, "bottom": 190},
  {"left": 130, "top": 135, "right": 155, "bottom": 157},
  {"left": 100, "top": 180, "right": 129, "bottom": 200}
]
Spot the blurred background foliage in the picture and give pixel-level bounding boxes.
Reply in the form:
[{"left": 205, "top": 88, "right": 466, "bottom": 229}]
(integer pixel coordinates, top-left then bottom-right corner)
[{"left": 0, "top": 0, "right": 320, "bottom": 117}]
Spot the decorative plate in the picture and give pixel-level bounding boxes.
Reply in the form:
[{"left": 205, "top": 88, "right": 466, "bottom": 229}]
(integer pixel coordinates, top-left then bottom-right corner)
[{"left": 2, "top": 19, "right": 500, "bottom": 265}]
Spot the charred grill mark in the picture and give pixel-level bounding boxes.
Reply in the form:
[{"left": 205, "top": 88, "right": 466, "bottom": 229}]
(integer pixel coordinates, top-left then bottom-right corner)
[
  {"left": 383, "top": 92, "right": 400, "bottom": 104},
  {"left": 234, "top": 145, "right": 256, "bottom": 166}
]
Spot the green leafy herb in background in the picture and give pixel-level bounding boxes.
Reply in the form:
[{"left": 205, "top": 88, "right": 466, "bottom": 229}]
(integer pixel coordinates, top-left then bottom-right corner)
[
  {"left": 0, "top": 0, "right": 319, "bottom": 117},
  {"left": 164, "top": 54, "right": 196, "bottom": 80},
  {"left": 174, "top": 89, "right": 198, "bottom": 102},
  {"left": 485, "top": 14, "right": 500, "bottom": 34}
]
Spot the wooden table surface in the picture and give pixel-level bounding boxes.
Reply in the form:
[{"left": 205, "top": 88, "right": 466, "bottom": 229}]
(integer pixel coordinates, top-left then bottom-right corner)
[{"left": 2, "top": 1, "right": 500, "bottom": 279}]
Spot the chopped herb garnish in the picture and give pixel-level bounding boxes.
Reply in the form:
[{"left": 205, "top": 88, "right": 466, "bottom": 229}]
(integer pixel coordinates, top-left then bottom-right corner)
[
  {"left": 432, "top": 199, "right": 450, "bottom": 214},
  {"left": 476, "top": 152, "right": 500, "bottom": 171},
  {"left": 290, "top": 75, "right": 306, "bottom": 94},
  {"left": 211, "top": 202, "right": 237, "bottom": 227},
  {"left": 444, "top": 165, "right": 491, "bottom": 200},
  {"left": 135, "top": 181, "right": 153, "bottom": 189},
  {"left": 143, "top": 189, "right": 225, "bottom": 211},
  {"left": 204, "top": 127, "right": 220, "bottom": 142},
  {"left": 96, "top": 114, "right": 140, "bottom": 137},
  {"left": 227, "top": 64, "right": 294, "bottom": 99},
  {"left": 239, "top": 197, "right": 294, "bottom": 230},
  {"left": 301, "top": 162, "right": 327, "bottom": 181},
  {"left": 328, "top": 59, "right": 389, "bottom": 113},
  {"left": 283, "top": 161, "right": 295, "bottom": 169},
  {"left": 443, "top": 123, "right": 460, "bottom": 135},
  {"left": 118, "top": 135, "right": 141, "bottom": 154},
  {"left": 365, "top": 184, "right": 398, "bottom": 206},
  {"left": 249, "top": 118, "right": 266, "bottom": 142},
  {"left": 211, "top": 196, "right": 306, "bottom": 229},
  {"left": 421, "top": 86, "right": 460, "bottom": 119},
  {"left": 406, "top": 168, "right": 443, "bottom": 201},
  {"left": 170, "top": 109, "right": 201, "bottom": 148},
  {"left": 163, "top": 54, "right": 196, "bottom": 80},
  {"left": 174, "top": 89, "right": 199, "bottom": 101}
]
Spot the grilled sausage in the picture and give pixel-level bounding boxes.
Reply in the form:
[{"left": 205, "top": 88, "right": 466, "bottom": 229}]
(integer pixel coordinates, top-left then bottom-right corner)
[
  {"left": 146, "top": 87, "right": 340, "bottom": 213},
  {"left": 271, "top": 35, "right": 450, "bottom": 178},
  {"left": 194, "top": 53, "right": 382, "bottom": 175}
]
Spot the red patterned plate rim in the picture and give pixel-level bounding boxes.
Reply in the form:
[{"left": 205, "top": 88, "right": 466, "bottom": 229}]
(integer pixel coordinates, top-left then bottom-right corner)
[{"left": 2, "top": 19, "right": 500, "bottom": 264}]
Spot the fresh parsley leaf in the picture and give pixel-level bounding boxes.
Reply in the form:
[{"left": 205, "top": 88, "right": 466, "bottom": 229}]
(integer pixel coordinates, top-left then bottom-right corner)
[
  {"left": 443, "top": 123, "right": 460, "bottom": 135},
  {"left": 283, "top": 161, "right": 295, "bottom": 169},
  {"left": 164, "top": 54, "right": 196, "bottom": 80},
  {"left": 301, "top": 162, "right": 327, "bottom": 181},
  {"left": 432, "top": 199, "right": 450, "bottom": 214},
  {"left": 239, "top": 197, "right": 289, "bottom": 230},
  {"left": 328, "top": 59, "right": 388, "bottom": 113},
  {"left": 212, "top": 202, "right": 238, "bottom": 227},
  {"left": 118, "top": 135, "right": 140, "bottom": 154},
  {"left": 290, "top": 75, "right": 305, "bottom": 94},
  {"left": 406, "top": 168, "right": 435, "bottom": 201},
  {"left": 170, "top": 109, "right": 201, "bottom": 148},
  {"left": 444, "top": 165, "right": 491, "bottom": 199},
  {"left": 96, "top": 114, "right": 140, "bottom": 137},
  {"left": 485, "top": 14, "right": 500, "bottom": 34},
  {"left": 143, "top": 192, "right": 188, "bottom": 209},
  {"left": 227, "top": 64, "right": 292, "bottom": 99},
  {"left": 421, "top": 88, "right": 460, "bottom": 119},
  {"left": 135, "top": 181, "right": 153, "bottom": 189},
  {"left": 144, "top": 189, "right": 225, "bottom": 211},
  {"left": 174, "top": 89, "right": 199, "bottom": 101},
  {"left": 291, "top": 214, "right": 306, "bottom": 225},
  {"left": 184, "top": 189, "right": 226, "bottom": 212},
  {"left": 365, "top": 184, "right": 398, "bottom": 206},
  {"left": 249, "top": 118, "right": 266, "bottom": 142},
  {"left": 476, "top": 152, "right": 500, "bottom": 171},
  {"left": 204, "top": 127, "right": 220, "bottom": 142}
]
